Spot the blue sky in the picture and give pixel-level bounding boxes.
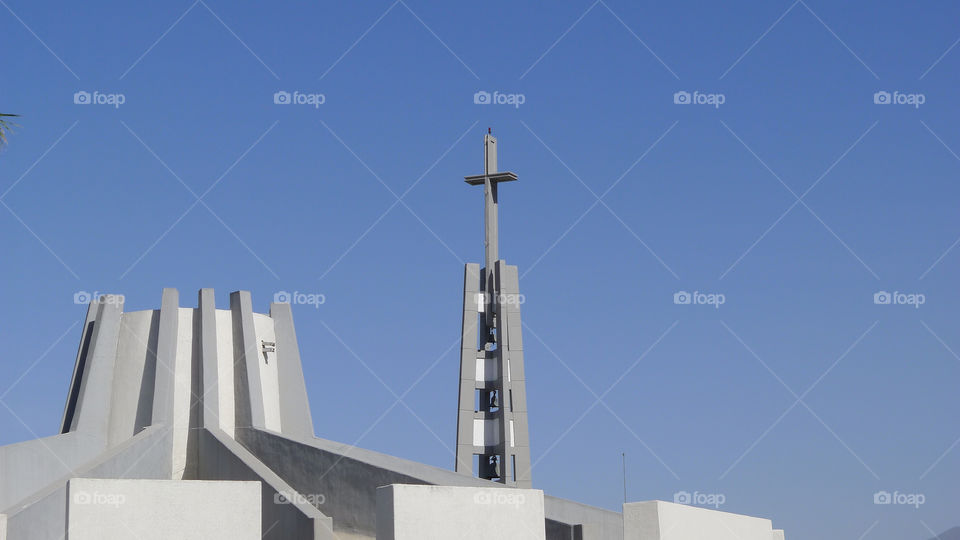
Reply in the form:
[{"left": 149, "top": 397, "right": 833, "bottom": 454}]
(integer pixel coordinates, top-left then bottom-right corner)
[{"left": 2, "top": 1, "right": 959, "bottom": 538}]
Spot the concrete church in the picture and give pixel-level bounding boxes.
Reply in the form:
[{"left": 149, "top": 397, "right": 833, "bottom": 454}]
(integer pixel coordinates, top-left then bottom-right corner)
[{"left": 0, "top": 133, "right": 785, "bottom": 539}]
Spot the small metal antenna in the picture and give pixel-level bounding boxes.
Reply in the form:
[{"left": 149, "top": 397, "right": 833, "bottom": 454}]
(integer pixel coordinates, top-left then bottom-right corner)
[{"left": 622, "top": 452, "right": 627, "bottom": 503}]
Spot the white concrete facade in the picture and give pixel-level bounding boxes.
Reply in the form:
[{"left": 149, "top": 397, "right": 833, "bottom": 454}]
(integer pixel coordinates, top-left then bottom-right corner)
[
  {"left": 376, "top": 484, "right": 546, "bottom": 540},
  {"left": 623, "top": 501, "right": 785, "bottom": 540},
  {"left": 214, "top": 309, "right": 236, "bottom": 437},
  {"left": 67, "top": 478, "right": 260, "bottom": 540},
  {"left": 0, "top": 288, "right": 788, "bottom": 540},
  {"left": 253, "top": 313, "right": 282, "bottom": 432}
]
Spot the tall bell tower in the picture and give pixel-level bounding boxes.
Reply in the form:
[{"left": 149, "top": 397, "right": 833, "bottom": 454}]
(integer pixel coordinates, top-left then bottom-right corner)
[{"left": 455, "top": 130, "right": 532, "bottom": 488}]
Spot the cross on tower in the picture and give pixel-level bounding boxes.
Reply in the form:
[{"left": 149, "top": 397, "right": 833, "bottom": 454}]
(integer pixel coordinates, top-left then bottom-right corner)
[{"left": 456, "top": 130, "right": 531, "bottom": 488}]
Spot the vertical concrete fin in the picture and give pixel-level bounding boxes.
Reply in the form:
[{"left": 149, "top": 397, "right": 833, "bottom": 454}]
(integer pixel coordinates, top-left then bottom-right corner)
[
  {"left": 198, "top": 289, "right": 220, "bottom": 429},
  {"left": 456, "top": 263, "right": 482, "bottom": 474},
  {"left": 61, "top": 299, "right": 101, "bottom": 433},
  {"left": 231, "top": 291, "right": 266, "bottom": 430},
  {"left": 270, "top": 302, "right": 314, "bottom": 439},
  {"left": 72, "top": 297, "right": 124, "bottom": 440},
  {"left": 151, "top": 288, "right": 180, "bottom": 427},
  {"left": 495, "top": 261, "right": 532, "bottom": 488}
]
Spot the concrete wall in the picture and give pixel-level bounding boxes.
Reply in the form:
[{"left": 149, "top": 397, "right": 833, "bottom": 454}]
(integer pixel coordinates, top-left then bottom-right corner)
[
  {"left": 108, "top": 309, "right": 158, "bottom": 446},
  {"left": 376, "top": 484, "right": 545, "bottom": 540},
  {"left": 544, "top": 495, "right": 623, "bottom": 540},
  {"left": 2, "top": 425, "right": 170, "bottom": 540},
  {"left": 0, "top": 431, "right": 101, "bottom": 512},
  {"left": 236, "top": 428, "right": 622, "bottom": 540},
  {"left": 3, "top": 486, "right": 66, "bottom": 540},
  {"left": 198, "top": 428, "right": 333, "bottom": 540},
  {"left": 2, "top": 425, "right": 332, "bottom": 540},
  {"left": 67, "top": 478, "right": 260, "bottom": 539},
  {"left": 623, "top": 501, "right": 784, "bottom": 540}
]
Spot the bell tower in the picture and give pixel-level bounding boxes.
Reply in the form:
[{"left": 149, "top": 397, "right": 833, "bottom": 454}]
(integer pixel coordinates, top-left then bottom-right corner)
[{"left": 455, "top": 130, "right": 532, "bottom": 488}]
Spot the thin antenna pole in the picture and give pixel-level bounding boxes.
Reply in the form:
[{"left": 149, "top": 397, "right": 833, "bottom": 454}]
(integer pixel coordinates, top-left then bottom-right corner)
[{"left": 622, "top": 452, "right": 627, "bottom": 503}]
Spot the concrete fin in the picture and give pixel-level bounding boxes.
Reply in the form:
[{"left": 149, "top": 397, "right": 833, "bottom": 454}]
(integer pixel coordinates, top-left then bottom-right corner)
[
  {"left": 270, "top": 302, "right": 314, "bottom": 439},
  {"left": 231, "top": 291, "right": 266, "bottom": 430},
  {"left": 72, "top": 298, "right": 124, "bottom": 441},
  {"left": 60, "top": 299, "right": 101, "bottom": 433}
]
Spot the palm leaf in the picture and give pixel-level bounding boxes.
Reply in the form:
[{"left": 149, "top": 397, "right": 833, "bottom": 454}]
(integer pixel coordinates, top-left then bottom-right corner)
[{"left": 0, "top": 114, "right": 21, "bottom": 146}]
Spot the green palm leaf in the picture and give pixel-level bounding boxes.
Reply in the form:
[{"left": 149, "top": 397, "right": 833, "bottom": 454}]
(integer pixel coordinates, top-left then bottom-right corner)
[{"left": 0, "top": 113, "right": 21, "bottom": 146}]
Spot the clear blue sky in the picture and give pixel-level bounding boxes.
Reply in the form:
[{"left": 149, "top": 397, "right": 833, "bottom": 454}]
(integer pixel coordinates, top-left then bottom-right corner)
[{"left": 2, "top": 1, "right": 959, "bottom": 538}]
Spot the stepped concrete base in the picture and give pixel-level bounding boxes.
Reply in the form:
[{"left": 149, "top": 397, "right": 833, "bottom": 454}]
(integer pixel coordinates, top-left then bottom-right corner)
[
  {"left": 376, "top": 485, "right": 545, "bottom": 540},
  {"left": 67, "top": 478, "right": 260, "bottom": 540},
  {"left": 623, "top": 501, "right": 785, "bottom": 540}
]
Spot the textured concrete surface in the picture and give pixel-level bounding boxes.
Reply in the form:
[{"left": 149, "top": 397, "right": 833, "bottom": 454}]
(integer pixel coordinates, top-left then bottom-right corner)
[
  {"left": 270, "top": 302, "right": 314, "bottom": 439},
  {"left": 0, "top": 431, "right": 100, "bottom": 512},
  {"left": 623, "top": 501, "right": 785, "bottom": 540},
  {"left": 67, "top": 478, "right": 260, "bottom": 540},
  {"left": 376, "top": 484, "right": 545, "bottom": 540},
  {"left": 3, "top": 425, "right": 169, "bottom": 540},
  {"left": 236, "top": 427, "right": 622, "bottom": 539},
  {"left": 198, "top": 427, "right": 333, "bottom": 540}
]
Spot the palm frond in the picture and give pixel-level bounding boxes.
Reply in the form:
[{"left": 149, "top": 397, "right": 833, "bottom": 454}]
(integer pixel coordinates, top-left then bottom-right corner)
[{"left": 0, "top": 114, "right": 21, "bottom": 146}]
